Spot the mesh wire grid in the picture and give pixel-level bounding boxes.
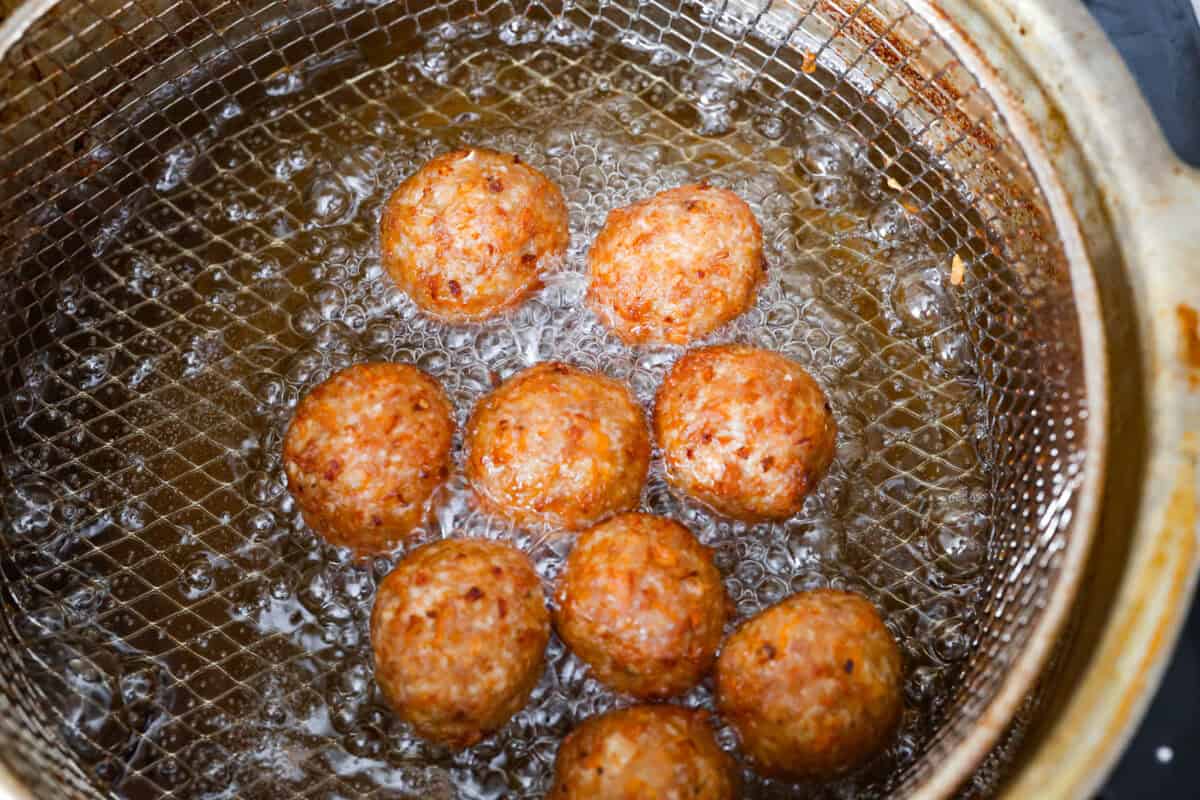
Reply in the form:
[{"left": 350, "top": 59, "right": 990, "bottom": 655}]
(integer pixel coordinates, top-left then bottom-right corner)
[{"left": 0, "top": 0, "right": 1089, "bottom": 798}]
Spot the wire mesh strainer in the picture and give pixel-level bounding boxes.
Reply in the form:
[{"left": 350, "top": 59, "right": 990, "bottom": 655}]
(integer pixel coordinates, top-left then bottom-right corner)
[{"left": 0, "top": 0, "right": 1105, "bottom": 798}]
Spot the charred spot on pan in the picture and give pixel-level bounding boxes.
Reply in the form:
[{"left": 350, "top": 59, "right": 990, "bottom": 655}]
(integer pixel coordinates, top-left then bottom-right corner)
[
  {"left": 844, "top": 659, "right": 854, "bottom": 674},
  {"left": 1178, "top": 304, "right": 1200, "bottom": 389}
]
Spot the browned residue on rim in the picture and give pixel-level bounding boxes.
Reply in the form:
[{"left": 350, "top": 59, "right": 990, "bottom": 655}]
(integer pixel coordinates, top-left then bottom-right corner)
[
  {"left": 1092, "top": 436, "right": 1198, "bottom": 767},
  {"left": 1178, "top": 304, "right": 1200, "bottom": 389}
]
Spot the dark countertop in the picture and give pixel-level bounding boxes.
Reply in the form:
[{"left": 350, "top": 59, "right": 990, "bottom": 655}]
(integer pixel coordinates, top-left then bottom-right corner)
[
  {"left": 1083, "top": 0, "right": 1200, "bottom": 797},
  {"left": 1100, "top": 604, "right": 1200, "bottom": 798}
]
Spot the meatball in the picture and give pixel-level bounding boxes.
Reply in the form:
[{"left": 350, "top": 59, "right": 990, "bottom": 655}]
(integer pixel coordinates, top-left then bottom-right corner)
[
  {"left": 380, "top": 148, "right": 569, "bottom": 321},
  {"left": 282, "top": 363, "right": 453, "bottom": 553},
  {"left": 654, "top": 344, "right": 836, "bottom": 521},
  {"left": 554, "top": 513, "right": 727, "bottom": 698},
  {"left": 587, "top": 183, "right": 763, "bottom": 345},
  {"left": 370, "top": 538, "right": 550, "bottom": 748},
  {"left": 715, "top": 589, "right": 903, "bottom": 780},
  {"left": 550, "top": 705, "right": 737, "bottom": 800},
  {"left": 466, "top": 362, "right": 650, "bottom": 531}
]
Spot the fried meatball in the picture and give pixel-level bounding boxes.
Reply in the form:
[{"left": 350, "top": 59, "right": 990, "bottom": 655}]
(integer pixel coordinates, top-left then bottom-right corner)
[
  {"left": 466, "top": 362, "right": 650, "bottom": 531},
  {"left": 380, "top": 148, "right": 569, "bottom": 321},
  {"left": 370, "top": 538, "right": 550, "bottom": 748},
  {"left": 554, "top": 513, "right": 727, "bottom": 698},
  {"left": 587, "top": 183, "right": 763, "bottom": 345},
  {"left": 715, "top": 589, "right": 903, "bottom": 780},
  {"left": 550, "top": 705, "right": 737, "bottom": 800},
  {"left": 654, "top": 344, "right": 836, "bottom": 521},
  {"left": 282, "top": 363, "right": 453, "bottom": 552}
]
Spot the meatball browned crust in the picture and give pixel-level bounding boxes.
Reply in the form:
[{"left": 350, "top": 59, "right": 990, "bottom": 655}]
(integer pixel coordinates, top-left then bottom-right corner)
[
  {"left": 587, "top": 183, "right": 763, "bottom": 345},
  {"left": 654, "top": 344, "right": 837, "bottom": 522},
  {"left": 715, "top": 589, "right": 903, "bottom": 780},
  {"left": 282, "top": 363, "right": 454, "bottom": 553},
  {"left": 550, "top": 705, "right": 738, "bottom": 800},
  {"left": 554, "top": 513, "right": 727, "bottom": 698},
  {"left": 465, "top": 362, "right": 651, "bottom": 531},
  {"left": 370, "top": 538, "right": 550, "bottom": 748},
  {"left": 380, "top": 148, "right": 569, "bottom": 321}
]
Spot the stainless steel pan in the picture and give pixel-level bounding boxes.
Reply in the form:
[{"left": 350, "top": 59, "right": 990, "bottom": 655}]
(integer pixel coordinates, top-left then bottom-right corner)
[{"left": 0, "top": 0, "right": 1195, "bottom": 797}]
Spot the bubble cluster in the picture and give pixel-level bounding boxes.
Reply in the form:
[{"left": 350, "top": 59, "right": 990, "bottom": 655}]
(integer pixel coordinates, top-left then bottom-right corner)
[{"left": 2, "top": 16, "right": 990, "bottom": 800}]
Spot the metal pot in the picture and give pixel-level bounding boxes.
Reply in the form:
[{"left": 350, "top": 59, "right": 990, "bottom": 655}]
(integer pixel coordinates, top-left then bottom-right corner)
[{"left": 0, "top": 0, "right": 1195, "bottom": 797}]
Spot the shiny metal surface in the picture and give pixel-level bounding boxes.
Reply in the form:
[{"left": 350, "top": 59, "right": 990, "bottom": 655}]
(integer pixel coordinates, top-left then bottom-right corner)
[{"left": 0, "top": 0, "right": 1114, "bottom": 797}]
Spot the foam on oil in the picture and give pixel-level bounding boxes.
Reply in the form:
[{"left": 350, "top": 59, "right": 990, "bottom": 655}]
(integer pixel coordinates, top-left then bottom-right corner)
[{"left": 3, "top": 16, "right": 989, "bottom": 800}]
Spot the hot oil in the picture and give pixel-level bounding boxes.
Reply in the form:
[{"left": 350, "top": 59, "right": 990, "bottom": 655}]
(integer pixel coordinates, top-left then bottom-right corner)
[{"left": 3, "top": 16, "right": 991, "bottom": 800}]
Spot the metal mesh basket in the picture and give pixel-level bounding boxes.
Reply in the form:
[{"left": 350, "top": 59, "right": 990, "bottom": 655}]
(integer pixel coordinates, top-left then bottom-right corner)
[{"left": 0, "top": 0, "right": 1101, "bottom": 798}]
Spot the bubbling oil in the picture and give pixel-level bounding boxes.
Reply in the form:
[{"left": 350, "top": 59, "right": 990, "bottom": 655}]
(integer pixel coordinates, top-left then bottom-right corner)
[{"left": 3, "top": 16, "right": 990, "bottom": 800}]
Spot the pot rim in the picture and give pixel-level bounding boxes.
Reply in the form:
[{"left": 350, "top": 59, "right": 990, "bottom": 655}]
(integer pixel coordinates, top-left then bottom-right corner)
[
  {"left": 0, "top": 1, "right": 1193, "bottom": 799},
  {"left": 961, "top": 1, "right": 1200, "bottom": 796}
]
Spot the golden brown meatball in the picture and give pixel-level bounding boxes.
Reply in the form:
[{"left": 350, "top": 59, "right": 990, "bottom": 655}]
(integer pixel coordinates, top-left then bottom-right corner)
[
  {"left": 715, "top": 589, "right": 903, "bottom": 780},
  {"left": 380, "top": 148, "right": 569, "bottom": 321},
  {"left": 587, "top": 183, "right": 763, "bottom": 345},
  {"left": 550, "top": 705, "right": 738, "bottom": 800},
  {"left": 554, "top": 513, "right": 727, "bottom": 699},
  {"left": 370, "top": 538, "right": 550, "bottom": 748},
  {"left": 465, "top": 362, "right": 650, "bottom": 531},
  {"left": 654, "top": 344, "right": 836, "bottom": 522},
  {"left": 282, "top": 363, "right": 453, "bottom": 553}
]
